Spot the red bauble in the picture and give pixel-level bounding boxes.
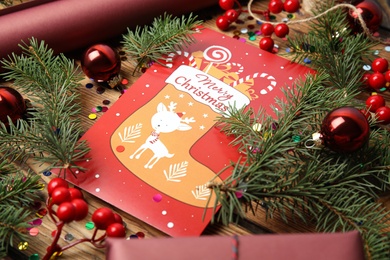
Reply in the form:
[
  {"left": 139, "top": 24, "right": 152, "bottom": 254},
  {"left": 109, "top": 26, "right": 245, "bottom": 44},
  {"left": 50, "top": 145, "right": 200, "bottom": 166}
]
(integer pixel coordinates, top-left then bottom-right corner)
[
  {"left": 274, "top": 23, "right": 290, "bottom": 38},
  {"left": 0, "top": 86, "right": 26, "bottom": 126},
  {"left": 81, "top": 44, "right": 121, "bottom": 82},
  {"left": 260, "top": 23, "right": 275, "bottom": 36},
  {"left": 366, "top": 95, "right": 385, "bottom": 112},
  {"left": 349, "top": 0, "right": 383, "bottom": 33},
  {"left": 320, "top": 107, "right": 370, "bottom": 153},
  {"left": 371, "top": 57, "right": 388, "bottom": 73},
  {"left": 259, "top": 37, "right": 274, "bottom": 52},
  {"left": 216, "top": 16, "right": 231, "bottom": 31},
  {"left": 268, "top": 0, "right": 284, "bottom": 14},
  {"left": 375, "top": 106, "right": 390, "bottom": 124},
  {"left": 284, "top": 0, "right": 300, "bottom": 13}
]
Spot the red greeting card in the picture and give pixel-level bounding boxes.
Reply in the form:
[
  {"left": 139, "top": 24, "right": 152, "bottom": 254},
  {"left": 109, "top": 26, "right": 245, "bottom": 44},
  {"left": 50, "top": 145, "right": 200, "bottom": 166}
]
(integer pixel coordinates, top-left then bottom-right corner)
[{"left": 66, "top": 28, "right": 313, "bottom": 237}]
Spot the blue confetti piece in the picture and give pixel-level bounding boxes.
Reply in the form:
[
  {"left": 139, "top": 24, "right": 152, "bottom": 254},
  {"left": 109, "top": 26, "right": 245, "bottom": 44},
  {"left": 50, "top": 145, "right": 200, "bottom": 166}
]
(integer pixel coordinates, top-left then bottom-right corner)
[
  {"left": 303, "top": 58, "right": 311, "bottom": 64},
  {"left": 43, "top": 171, "right": 52, "bottom": 176}
]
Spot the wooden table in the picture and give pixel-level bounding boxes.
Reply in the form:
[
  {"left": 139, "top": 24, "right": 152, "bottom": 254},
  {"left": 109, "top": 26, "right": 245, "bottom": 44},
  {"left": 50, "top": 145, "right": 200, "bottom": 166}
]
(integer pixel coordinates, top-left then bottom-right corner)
[{"left": 6, "top": 1, "right": 390, "bottom": 259}]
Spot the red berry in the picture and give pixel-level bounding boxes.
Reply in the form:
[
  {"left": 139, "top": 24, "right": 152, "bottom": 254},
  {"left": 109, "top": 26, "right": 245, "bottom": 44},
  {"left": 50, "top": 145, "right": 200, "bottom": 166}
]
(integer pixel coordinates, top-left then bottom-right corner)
[
  {"left": 259, "top": 37, "right": 274, "bottom": 52},
  {"left": 366, "top": 95, "right": 386, "bottom": 112},
  {"left": 92, "top": 207, "right": 116, "bottom": 230},
  {"left": 260, "top": 23, "right": 274, "bottom": 36},
  {"left": 106, "top": 223, "right": 126, "bottom": 238},
  {"left": 360, "top": 109, "right": 372, "bottom": 121},
  {"left": 219, "top": 0, "right": 234, "bottom": 11},
  {"left": 113, "top": 213, "right": 123, "bottom": 224},
  {"left": 284, "top": 0, "right": 300, "bottom": 13},
  {"left": 268, "top": 0, "right": 284, "bottom": 14},
  {"left": 56, "top": 202, "right": 76, "bottom": 223},
  {"left": 376, "top": 106, "right": 390, "bottom": 124},
  {"left": 71, "top": 199, "right": 89, "bottom": 221},
  {"left": 51, "top": 187, "right": 71, "bottom": 205},
  {"left": 68, "top": 187, "right": 84, "bottom": 200},
  {"left": 47, "top": 178, "right": 68, "bottom": 196},
  {"left": 385, "top": 70, "right": 390, "bottom": 82},
  {"left": 368, "top": 72, "right": 386, "bottom": 90},
  {"left": 371, "top": 58, "right": 388, "bottom": 73},
  {"left": 274, "top": 23, "right": 290, "bottom": 38},
  {"left": 216, "top": 16, "right": 231, "bottom": 31},
  {"left": 224, "top": 9, "right": 240, "bottom": 23},
  {"left": 361, "top": 73, "right": 371, "bottom": 88}
]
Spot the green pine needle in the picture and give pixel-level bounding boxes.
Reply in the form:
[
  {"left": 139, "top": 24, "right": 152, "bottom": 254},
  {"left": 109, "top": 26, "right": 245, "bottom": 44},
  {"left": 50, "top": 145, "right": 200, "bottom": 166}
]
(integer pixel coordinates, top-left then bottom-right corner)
[{"left": 122, "top": 13, "right": 202, "bottom": 73}]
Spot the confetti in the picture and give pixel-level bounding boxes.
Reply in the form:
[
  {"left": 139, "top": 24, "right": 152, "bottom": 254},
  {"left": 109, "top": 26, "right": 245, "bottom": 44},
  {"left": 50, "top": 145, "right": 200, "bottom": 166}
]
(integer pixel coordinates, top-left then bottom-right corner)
[
  {"left": 18, "top": 241, "right": 29, "bottom": 250},
  {"left": 88, "top": 113, "right": 97, "bottom": 120},
  {"left": 363, "top": 65, "right": 371, "bottom": 71},
  {"left": 29, "top": 228, "right": 39, "bottom": 236},
  {"left": 85, "top": 221, "right": 95, "bottom": 230},
  {"left": 29, "top": 253, "right": 40, "bottom": 260},
  {"left": 43, "top": 170, "right": 52, "bottom": 176},
  {"left": 64, "top": 233, "right": 75, "bottom": 241},
  {"left": 102, "top": 99, "right": 111, "bottom": 105},
  {"left": 85, "top": 83, "right": 94, "bottom": 89},
  {"left": 96, "top": 86, "right": 105, "bottom": 94},
  {"left": 153, "top": 194, "right": 162, "bottom": 202},
  {"left": 385, "top": 46, "right": 390, "bottom": 52},
  {"left": 121, "top": 78, "right": 129, "bottom": 85}
]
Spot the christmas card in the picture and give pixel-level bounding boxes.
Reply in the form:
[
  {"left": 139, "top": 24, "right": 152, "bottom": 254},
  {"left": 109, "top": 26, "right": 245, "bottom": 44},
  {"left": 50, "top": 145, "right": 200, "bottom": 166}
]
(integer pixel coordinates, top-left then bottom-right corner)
[{"left": 66, "top": 28, "right": 313, "bottom": 236}]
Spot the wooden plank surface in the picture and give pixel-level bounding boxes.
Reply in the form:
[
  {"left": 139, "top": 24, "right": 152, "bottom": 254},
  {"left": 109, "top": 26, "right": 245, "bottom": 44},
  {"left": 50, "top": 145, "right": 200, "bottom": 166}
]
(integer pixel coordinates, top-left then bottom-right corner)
[{"left": 5, "top": 1, "right": 390, "bottom": 259}]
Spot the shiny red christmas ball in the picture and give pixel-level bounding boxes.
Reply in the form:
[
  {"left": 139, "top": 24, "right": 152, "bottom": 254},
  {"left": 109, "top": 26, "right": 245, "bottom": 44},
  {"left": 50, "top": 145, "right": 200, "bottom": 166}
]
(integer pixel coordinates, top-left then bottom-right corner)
[
  {"left": 0, "top": 86, "right": 26, "bottom": 126},
  {"left": 259, "top": 37, "right": 274, "bottom": 52},
  {"left": 320, "top": 107, "right": 370, "bottom": 153},
  {"left": 81, "top": 44, "right": 121, "bottom": 82}
]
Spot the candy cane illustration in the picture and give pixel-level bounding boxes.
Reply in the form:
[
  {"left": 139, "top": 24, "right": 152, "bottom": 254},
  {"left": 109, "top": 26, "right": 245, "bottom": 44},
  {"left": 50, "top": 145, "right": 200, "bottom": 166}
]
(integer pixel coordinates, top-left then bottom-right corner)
[
  {"left": 226, "top": 62, "right": 244, "bottom": 74},
  {"left": 231, "top": 72, "right": 277, "bottom": 95},
  {"left": 203, "top": 45, "right": 232, "bottom": 73},
  {"left": 165, "top": 51, "right": 197, "bottom": 68}
]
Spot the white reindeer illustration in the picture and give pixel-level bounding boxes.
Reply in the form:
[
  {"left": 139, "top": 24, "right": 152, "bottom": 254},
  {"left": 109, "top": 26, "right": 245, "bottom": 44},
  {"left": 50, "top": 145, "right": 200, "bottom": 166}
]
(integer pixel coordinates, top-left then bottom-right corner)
[{"left": 130, "top": 101, "right": 195, "bottom": 169}]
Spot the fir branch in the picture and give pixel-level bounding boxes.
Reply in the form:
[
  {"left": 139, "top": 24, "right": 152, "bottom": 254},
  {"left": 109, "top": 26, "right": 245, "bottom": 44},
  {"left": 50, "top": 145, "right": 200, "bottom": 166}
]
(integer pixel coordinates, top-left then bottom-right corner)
[
  {"left": 122, "top": 13, "right": 202, "bottom": 73},
  {"left": 0, "top": 38, "right": 90, "bottom": 177}
]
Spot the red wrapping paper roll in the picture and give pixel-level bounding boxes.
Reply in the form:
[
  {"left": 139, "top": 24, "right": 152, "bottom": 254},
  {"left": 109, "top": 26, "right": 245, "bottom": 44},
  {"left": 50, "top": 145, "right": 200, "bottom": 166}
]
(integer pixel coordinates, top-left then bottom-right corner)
[{"left": 0, "top": 0, "right": 218, "bottom": 59}]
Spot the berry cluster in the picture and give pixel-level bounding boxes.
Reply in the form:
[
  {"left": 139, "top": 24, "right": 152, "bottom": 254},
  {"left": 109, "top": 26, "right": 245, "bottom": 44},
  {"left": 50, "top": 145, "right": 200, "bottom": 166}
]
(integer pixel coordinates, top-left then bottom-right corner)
[
  {"left": 363, "top": 57, "right": 390, "bottom": 91},
  {"left": 216, "top": 0, "right": 242, "bottom": 31},
  {"left": 44, "top": 178, "right": 126, "bottom": 259},
  {"left": 259, "top": 22, "right": 289, "bottom": 52},
  {"left": 268, "top": 0, "right": 300, "bottom": 14},
  {"left": 364, "top": 93, "right": 390, "bottom": 124}
]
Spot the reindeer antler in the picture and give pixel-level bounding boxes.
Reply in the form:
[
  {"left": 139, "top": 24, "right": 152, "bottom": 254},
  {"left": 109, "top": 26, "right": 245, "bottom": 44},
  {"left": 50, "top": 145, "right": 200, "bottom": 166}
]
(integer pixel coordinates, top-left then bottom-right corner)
[
  {"left": 181, "top": 117, "right": 196, "bottom": 124},
  {"left": 168, "top": 102, "right": 177, "bottom": 112}
]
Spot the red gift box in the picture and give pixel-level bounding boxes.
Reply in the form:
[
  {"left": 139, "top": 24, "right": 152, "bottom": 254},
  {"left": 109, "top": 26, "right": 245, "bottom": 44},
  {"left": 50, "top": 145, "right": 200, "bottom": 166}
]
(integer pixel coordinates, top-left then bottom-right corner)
[{"left": 105, "top": 231, "right": 365, "bottom": 260}]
